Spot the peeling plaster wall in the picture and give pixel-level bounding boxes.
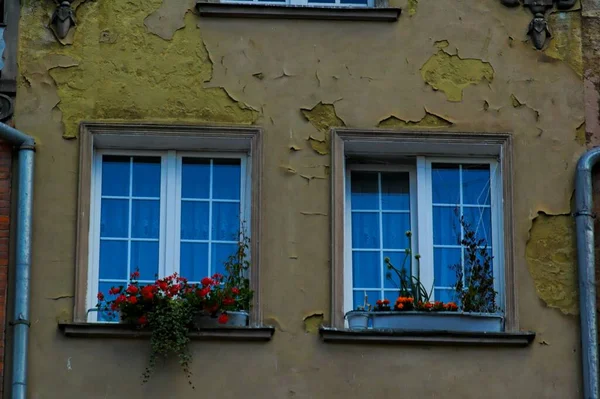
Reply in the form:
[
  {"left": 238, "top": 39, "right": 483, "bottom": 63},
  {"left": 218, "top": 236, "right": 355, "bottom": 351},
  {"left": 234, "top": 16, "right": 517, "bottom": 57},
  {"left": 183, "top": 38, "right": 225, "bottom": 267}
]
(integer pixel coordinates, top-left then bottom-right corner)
[{"left": 15, "top": 0, "right": 586, "bottom": 397}]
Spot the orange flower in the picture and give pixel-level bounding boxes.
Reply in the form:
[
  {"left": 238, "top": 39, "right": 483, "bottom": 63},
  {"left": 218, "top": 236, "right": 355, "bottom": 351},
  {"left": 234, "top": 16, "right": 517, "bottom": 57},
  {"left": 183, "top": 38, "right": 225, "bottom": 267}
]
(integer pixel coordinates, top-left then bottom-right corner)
[
  {"left": 396, "top": 303, "right": 404, "bottom": 310},
  {"left": 424, "top": 302, "right": 433, "bottom": 309},
  {"left": 383, "top": 299, "right": 390, "bottom": 305},
  {"left": 444, "top": 302, "right": 458, "bottom": 311}
]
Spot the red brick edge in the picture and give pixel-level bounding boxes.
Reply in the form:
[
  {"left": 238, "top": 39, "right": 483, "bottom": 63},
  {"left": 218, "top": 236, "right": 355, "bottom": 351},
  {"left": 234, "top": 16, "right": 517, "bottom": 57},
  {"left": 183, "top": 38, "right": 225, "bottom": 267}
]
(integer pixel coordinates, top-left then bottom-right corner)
[{"left": 0, "top": 142, "right": 12, "bottom": 397}]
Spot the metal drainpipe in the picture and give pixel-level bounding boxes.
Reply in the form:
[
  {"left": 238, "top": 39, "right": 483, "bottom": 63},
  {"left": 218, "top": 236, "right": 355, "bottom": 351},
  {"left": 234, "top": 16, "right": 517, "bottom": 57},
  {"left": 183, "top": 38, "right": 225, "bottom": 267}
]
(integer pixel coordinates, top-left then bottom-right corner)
[
  {"left": 575, "top": 147, "right": 600, "bottom": 399},
  {"left": 0, "top": 123, "right": 35, "bottom": 399}
]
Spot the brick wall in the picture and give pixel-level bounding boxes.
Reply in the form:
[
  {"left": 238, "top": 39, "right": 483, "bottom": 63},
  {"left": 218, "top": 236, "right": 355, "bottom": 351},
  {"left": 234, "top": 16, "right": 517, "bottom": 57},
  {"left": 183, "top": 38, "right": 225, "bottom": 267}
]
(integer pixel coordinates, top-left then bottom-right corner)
[{"left": 0, "top": 142, "right": 11, "bottom": 397}]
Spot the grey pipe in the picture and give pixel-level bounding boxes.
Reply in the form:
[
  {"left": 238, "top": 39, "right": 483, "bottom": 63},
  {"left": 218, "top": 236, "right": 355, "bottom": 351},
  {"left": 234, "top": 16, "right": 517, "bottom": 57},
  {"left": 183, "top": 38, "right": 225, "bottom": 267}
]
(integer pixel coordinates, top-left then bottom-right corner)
[
  {"left": 575, "top": 147, "right": 600, "bottom": 399},
  {"left": 0, "top": 123, "right": 35, "bottom": 399}
]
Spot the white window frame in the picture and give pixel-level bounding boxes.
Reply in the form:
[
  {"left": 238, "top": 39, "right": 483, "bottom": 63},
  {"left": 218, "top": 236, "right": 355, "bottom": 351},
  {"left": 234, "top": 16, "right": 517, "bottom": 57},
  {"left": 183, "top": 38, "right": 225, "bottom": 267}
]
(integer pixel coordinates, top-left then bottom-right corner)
[
  {"left": 221, "top": 0, "right": 375, "bottom": 8},
  {"left": 342, "top": 156, "right": 504, "bottom": 315},
  {"left": 86, "top": 149, "right": 251, "bottom": 322}
]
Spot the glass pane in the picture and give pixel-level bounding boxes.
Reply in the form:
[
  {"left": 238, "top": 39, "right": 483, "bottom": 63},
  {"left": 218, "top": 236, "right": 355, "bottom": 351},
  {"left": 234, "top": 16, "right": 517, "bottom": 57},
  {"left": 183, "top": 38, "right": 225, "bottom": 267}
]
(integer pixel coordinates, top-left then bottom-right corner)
[
  {"left": 341, "top": 0, "right": 368, "bottom": 4},
  {"left": 383, "top": 251, "right": 411, "bottom": 290},
  {"left": 432, "top": 164, "right": 460, "bottom": 204},
  {"left": 352, "top": 251, "right": 380, "bottom": 288},
  {"left": 180, "top": 243, "right": 208, "bottom": 282},
  {"left": 463, "top": 207, "right": 492, "bottom": 244},
  {"left": 309, "top": 0, "right": 335, "bottom": 3},
  {"left": 434, "top": 248, "right": 460, "bottom": 287},
  {"left": 353, "top": 290, "right": 381, "bottom": 310},
  {"left": 212, "top": 243, "right": 237, "bottom": 277},
  {"left": 99, "top": 240, "right": 128, "bottom": 280},
  {"left": 350, "top": 172, "right": 379, "bottom": 211},
  {"left": 381, "top": 172, "right": 410, "bottom": 211},
  {"left": 212, "top": 202, "right": 240, "bottom": 241},
  {"left": 102, "top": 156, "right": 129, "bottom": 197},
  {"left": 432, "top": 206, "right": 460, "bottom": 245},
  {"left": 131, "top": 200, "right": 160, "bottom": 239},
  {"left": 182, "top": 158, "right": 210, "bottom": 199},
  {"left": 462, "top": 165, "right": 491, "bottom": 205},
  {"left": 132, "top": 157, "right": 161, "bottom": 198},
  {"left": 434, "top": 288, "right": 455, "bottom": 303},
  {"left": 351, "top": 212, "right": 379, "bottom": 249},
  {"left": 131, "top": 241, "right": 159, "bottom": 281},
  {"left": 181, "top": 201, "right": 209, "bottom": 240},
  {"left": 100, "top": 199, "right": 129, "bottom": 238},
  {"left": 213, "top": 159, "right": 241, "bottom": 200},
  {"left": 382, "top": 213, "right": 410, "bottom": 249}
]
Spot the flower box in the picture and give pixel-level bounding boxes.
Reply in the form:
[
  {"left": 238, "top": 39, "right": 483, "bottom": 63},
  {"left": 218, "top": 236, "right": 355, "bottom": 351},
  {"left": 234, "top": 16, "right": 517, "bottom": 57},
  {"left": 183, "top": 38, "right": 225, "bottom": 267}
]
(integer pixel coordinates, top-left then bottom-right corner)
[
  {"left": 370, "top": 311, "right": 504, "bottom": 332},
  {"left": 345, "top": 311, "right": 370, "bottom": 331},
  {"left": 194, "top": 311, "right": 249, "bottom": 328}
]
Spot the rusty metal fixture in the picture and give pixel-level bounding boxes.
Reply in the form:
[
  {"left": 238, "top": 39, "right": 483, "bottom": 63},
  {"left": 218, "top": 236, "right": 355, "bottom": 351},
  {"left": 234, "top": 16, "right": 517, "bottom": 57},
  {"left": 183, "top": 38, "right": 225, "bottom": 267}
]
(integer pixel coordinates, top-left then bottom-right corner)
[
  {"left": 50, "top": 0, "right": 76, "bottom": 40},
  {"left": 500, "top": 0, "right": 576, "bottom": 50}
]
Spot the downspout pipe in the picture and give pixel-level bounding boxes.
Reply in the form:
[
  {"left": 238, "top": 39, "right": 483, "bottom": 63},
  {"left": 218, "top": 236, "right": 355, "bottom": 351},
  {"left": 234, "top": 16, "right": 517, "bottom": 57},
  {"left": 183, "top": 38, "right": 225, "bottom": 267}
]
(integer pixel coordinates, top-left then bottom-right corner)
[
  {"left": 575, "top": 147, "right": 600, "bottom": 399},
  {"left": 0, "top": 123, "right": 35, "bottom": 399}
]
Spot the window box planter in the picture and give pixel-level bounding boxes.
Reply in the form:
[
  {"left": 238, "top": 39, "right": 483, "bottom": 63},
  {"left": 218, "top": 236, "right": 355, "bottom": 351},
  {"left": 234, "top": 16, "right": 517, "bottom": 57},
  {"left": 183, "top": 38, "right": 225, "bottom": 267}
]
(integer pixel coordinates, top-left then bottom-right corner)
[
  {"left": 370, "top": 311, "right": 504, "bottom": 333},
  {"left": 194, "top": 311, "right": 249, "bottom": 328},
  {"left": 345, "top": 310, "right": 370, "bottom": 331}
]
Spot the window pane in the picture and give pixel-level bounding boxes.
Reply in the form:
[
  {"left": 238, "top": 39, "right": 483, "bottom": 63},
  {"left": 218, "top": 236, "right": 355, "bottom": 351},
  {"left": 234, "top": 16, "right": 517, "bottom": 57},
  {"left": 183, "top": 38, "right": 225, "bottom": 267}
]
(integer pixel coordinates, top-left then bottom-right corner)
[
  {"left": 432, "top": 206, "right": 460, "bottom": 245},
  {"left": 353, "top": 290, "right": 381, "bottom": 310},
  {"left": 381, "top": 172, "right": 410, "bottom": 211},
  {"left": 308, "top": 0, "right": 335, "bottom": 3},
  {"left": 341, "top": 0, "right": 368, "bottom": 4},
  {"left": 350, "top": 172, "right": 378, "bottom": 210},
  {"left": 213, "top": 159, "right": 241, "bottom": 200},
  {"left": 132, "top": 157, "right": 161, "bottom": 198},
  {"left": 383, "top": 251, "right": 410, "bottom": 290},
  {"left": 182, "top": 158, "right": 210, "bottom": 199},
  {"left": 434, "top": 288, "right": 455, "bottom": 303},
  {"left": 462, "top": 165, "right": 491, "bottom": 205},
  {"left": 102, "top": 156, "right": 129, "bottom": 197},
  {"left": 131, "top": 241, "right": 159, "bottom": 281},
  {"left": 463, "top": 207, "right": 492, "bottom": 244},
  {"left": 100, "top": 199, "right": 129, "bottom": 238},
  {"left": 131, "top": 200, "right": 160, "bottom": 239},
  {"left": 212, "top": 243, "right": 237, "bottom": 277},
  {"left": 180, "top": 242, "right": 208, "bottom": 282},
  {"left": 434, "top": 248, "right": 460, "bottom": 288},
  {"left": 181, "top": 201, "right": 209, "bottom": 240},
  {"left": 382, "top": 213, "right": 410, "bottom": 249},
  {"left": 351, "top": 212, "right": 380, "bottom": 249},
  {"left": 99, "top": 240, "right": 128, "bottom": 280},
  {"left": 432, "top": 164, "right": 460, "bottom": 204},
  {"left": 212, "top": 202, "right": 240, "bottom": 241},
  {"left": 97, "top": 281, "right": 122, "bottom": 322},
  {"left": 352, "top": 251, "right": 380, "bottom": 288}
]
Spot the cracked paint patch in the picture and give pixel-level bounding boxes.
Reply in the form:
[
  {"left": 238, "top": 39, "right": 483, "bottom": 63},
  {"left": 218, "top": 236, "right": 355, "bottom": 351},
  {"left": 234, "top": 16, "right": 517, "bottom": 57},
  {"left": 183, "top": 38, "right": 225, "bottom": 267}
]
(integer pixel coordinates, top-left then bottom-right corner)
[
  {"left": 378, "top": 110, "right": 452, "bottom": 128},
  {"left": 544, "top": 11, "right": 583, "bottom": 78},
  {"left": 420, "top": 49, "right": 494, "bottom": 102},
  {"left": 301, "top": 102, "right": 345, "bottom": 155},
  {"left": 144, "top": 0, "right": 196, "bottom": 41},
  {"left": 575, "top": 122, "right": 586, "bottom": 145},
  {"left": 510, "top": 94, "right": 540, "bottom": 121},
  {"left": 526, "top": 212, "right": 578, "bottom": 315},
  {"left": 303, "top": 313, "right": 324, "bottom": 334}
]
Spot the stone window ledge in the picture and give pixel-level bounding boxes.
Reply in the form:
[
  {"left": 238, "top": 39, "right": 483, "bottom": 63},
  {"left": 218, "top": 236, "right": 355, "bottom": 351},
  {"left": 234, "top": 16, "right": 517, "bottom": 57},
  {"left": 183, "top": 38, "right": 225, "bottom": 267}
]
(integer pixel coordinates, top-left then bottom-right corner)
[
  {"left": 196, "top": 2, "right": 401, "bottom": 22},
  {"left": 58, "top": 322, "right": 275, "bottom": 341},
  {"left": 319, "top": 327, "right": 535, "bottom": 347}
]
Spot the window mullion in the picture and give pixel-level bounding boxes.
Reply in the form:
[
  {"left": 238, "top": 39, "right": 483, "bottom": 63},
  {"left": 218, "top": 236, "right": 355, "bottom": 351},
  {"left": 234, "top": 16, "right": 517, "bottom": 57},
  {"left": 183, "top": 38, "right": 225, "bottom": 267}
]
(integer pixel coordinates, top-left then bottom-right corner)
[
  {"left": 87, "top": 153, "right": 103, "bottom": 322},
  {"left": 343, "top": 168, "right": 353, "bottom": 317},
  {"left": 416, "top": 157, "right": 434, "bottom": 299},
  {"left": 164, "top": 151, "right": 178, "bottom": 277}
]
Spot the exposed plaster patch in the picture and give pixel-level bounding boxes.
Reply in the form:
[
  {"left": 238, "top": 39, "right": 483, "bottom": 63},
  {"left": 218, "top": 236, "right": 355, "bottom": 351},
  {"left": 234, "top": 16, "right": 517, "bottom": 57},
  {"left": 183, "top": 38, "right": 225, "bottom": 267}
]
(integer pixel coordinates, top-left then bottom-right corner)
[
  {"left": 378, "top": 110, "right": 453, "bottom": 128},
  {"left": 434, "top": 40, "right": 449, "bottom": 50},
  {"left": 575, "top": 121, "right": 587, "bottom": 145},
  {"left": 408, "top": 0, "right": 418, "bottom": 16},
  {"left": 303, "top": 313, "right": 324, "bottom": 334},
  {"left": 420, "top": 49, "right": 494, "bottom": 102},
  {"left": 526, "top": 212, "right": 578, "bottom": 315},
  {"left": 544, "top": 12, "right": 583, "bottom": 78},
  {"left": 301, "top": 102, "right": 345, "bottom": 155},
  {"left": 144, "top": 0, "right": 196, "bottom": 40},
  {"left": 510, "top": 94, "right": 540, "bottom": 121}
]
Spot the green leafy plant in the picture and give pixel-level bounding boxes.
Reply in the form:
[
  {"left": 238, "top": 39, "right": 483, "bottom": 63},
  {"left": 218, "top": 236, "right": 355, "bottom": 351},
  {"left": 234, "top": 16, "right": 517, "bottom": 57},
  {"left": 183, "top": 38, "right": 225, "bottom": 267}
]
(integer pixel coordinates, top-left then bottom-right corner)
[
  {"left": 451, "top": 215, "right": 498, "bottom": 313},
  {"left": 222, "top": 229, "right": 253, "bottom": 312}
]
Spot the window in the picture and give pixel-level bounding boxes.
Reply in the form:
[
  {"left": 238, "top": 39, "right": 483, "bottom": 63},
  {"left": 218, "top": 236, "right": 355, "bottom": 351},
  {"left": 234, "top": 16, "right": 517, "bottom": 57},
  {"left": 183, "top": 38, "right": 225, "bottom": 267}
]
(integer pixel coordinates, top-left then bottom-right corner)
[
  {"left": 75, "top": 124, "right": 262, "bottom": 323},
  {"left": 222, "top": 0, "right": 374, "bottom": 7},
  {"left": 331, "top": 130, "right": 515, "bottom": 330}
]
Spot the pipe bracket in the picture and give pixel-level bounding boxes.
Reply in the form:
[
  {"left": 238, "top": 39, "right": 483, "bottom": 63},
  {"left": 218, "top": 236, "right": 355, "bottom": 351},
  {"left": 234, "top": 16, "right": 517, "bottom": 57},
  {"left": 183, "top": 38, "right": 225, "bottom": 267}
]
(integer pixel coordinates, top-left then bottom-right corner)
[
  {"left": 9, "top": 319, "right": 31, "bottom": 327},
  {"left": 574, "top": 211, "right": 597, "bottom": 218}
]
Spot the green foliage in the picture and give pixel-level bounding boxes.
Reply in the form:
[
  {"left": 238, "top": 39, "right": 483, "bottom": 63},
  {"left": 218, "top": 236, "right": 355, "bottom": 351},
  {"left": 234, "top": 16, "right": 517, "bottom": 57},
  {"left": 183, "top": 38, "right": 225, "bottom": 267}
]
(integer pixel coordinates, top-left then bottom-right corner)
[
  {"left": 451, "top": 216, "right": 498, "bottom": 313},
  {"left": 222, "top": 230, "right": 253, "bottom": 312}
]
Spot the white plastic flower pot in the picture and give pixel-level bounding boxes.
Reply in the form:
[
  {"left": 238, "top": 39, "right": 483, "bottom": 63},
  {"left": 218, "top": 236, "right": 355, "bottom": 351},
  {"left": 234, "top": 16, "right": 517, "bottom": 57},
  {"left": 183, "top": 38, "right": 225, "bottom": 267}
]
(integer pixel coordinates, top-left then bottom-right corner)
[
  {"left": 345, "top": 311, "right": 370, "bottom": 331},
  {"left": 370, "top": 311, "right": 504, "bottom": 332},
  {"left": 194, "top": 311, "right": 249, "bottom": 328}
]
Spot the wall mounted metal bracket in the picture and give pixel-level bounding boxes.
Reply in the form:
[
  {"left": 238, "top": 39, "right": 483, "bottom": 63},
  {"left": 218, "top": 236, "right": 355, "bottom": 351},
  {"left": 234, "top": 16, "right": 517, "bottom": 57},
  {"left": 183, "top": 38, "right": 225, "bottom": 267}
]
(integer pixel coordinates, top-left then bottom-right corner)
[
  {"left": 50, "top": 0, "right": 76, "bottom": 40},
  {"left": 500, "top": 0, "right": 576, "bottom": 50}
]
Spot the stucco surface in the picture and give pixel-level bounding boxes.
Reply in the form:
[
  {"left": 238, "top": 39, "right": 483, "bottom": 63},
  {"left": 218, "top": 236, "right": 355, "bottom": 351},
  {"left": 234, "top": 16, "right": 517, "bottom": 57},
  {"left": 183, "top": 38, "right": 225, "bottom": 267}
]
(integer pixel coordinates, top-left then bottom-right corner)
[{"left": 15, "top": 0, "right": 585, "bottom": 397}]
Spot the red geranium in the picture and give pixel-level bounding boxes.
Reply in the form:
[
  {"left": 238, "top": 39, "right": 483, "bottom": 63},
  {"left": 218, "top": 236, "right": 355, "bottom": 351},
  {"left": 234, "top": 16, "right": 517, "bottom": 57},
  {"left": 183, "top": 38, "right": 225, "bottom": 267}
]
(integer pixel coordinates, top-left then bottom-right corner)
[
  {"left": 128, "top": 296, "right": 138, "bottom": 305},
  {"left": 131, "top": 270, "right": 140, "bottom": 279},
  {"left": 217, "top": 313, "right": 229, "bottom": 324},
  {"left": 97, "top": 292, "right": 104, "bottom": 301},
  {"left": 223, "top": 297, "right": 235, "bottom": 306},
  {"left": 197, "top": 287, "right": 210, "bottom": 298},
  {"left": 138, "top": 315, "right": 148, "bottom": 326},
  {"left": 231, "top": 287, "right": 240, "bottom": 295},
  {"left": 126, "top": 285, "right": 138, "bottom": 295},
  {"left": 201, "top": 277, "right": 213, "bottom": 287}
]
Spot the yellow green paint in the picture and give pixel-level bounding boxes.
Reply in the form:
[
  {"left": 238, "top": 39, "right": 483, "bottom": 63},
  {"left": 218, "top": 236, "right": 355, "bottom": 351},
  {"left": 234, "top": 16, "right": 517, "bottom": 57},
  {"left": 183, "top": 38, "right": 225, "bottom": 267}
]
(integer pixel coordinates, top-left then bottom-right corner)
[
  {"left": 378, "top": 111, "right": 452, "bottom": 128},
  {"left": 526, "top": 213, "right": 578, "bottom": 315},
  {"left": 301, "top": 102, "right": 345, "bottom": 155},
  {"left": 19, "top": 1, "right": 257, "bottom": 139},
  {"left": 408, "top": 0, "right": 418, "bottom": 16},
  {"left": 420, "top": 50, "right": 494, "bottom": 102},
  {"left": 303, "top": 313, "right": 324, "bottom": 334},
  {"left": 575, "top": 122, "right": 586, "bottom": 145},
  {"left": 544, "top": 12, "right": 583, "bottom": 78}
]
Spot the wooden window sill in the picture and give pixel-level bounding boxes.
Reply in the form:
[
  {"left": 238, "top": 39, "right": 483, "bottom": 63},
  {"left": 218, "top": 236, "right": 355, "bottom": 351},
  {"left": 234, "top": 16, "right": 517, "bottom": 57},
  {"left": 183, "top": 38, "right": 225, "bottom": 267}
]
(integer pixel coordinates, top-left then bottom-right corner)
[
  {"left": 319, "top": 327, "right": 535, "bottom": 347},
  {"left": 196, "top": 2, "right": 401, "bottom": 22},
  {"left": 58, "top": 322, "right": 275, "bottom": 341}
]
